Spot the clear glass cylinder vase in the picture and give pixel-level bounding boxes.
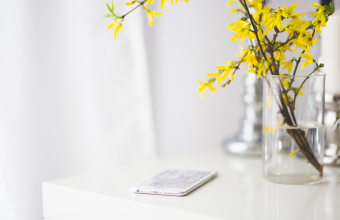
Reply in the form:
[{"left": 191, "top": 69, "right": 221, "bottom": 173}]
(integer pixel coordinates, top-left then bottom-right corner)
[{"left": 263, "top": 73, "right": 325, "bottom": 184}]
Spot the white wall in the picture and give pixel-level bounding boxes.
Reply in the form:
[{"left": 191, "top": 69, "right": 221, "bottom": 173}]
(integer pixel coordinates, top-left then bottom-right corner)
[{"left": 145, "top": 1, "right": 244, "bottom": 157}]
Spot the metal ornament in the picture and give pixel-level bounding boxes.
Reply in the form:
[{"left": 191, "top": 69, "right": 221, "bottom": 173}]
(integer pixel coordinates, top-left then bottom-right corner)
[
  {"left": 323, "top": 93, "right": 340, "bottom": 165},
  {"left": 223, "top": 73, "right": 263, "bottom": 156}
]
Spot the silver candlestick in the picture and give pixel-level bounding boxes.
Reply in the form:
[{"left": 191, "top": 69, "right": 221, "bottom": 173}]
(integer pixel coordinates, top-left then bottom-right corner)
[
  {"left": 323, "top": 93, "right": 340, "bottom": 165},
  {"left": 223, "top": 73, "right": 263, "bottom": 156}
]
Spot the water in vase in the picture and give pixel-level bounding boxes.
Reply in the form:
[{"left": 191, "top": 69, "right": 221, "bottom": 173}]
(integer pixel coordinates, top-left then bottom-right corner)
[{"left": 263, "top": 121, "right": 325, "bottom": 184}]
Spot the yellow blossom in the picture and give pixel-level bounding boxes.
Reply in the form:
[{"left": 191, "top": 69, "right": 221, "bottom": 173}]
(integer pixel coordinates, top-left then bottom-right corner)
[
  {"left": 289, "top": 149, "right": 300, "bottom": 158},
  {"left": 282, "top": 3, "right": 300, "bottom": 18},
  {"left": 236, "top": 47, "right": 257, "bottom": 67},
  {"left": 144, "top": 0, "right": 154, "bottom": 7},
  {"left": 207, "top": 70, "right": 223, "bottom": 87},
  {"left": 298, "top": 53, "right": 314, "bottom": 69},
  {"left": 213, "top": 63, "right": 234, "bottom": 82},
  {"left": 274, "top": 51, "right": 285, "bottom": 64},
  {"left": 264, "top": 20, "right": 276, "bottom": 32},
  {"left": 255, "top": 5, "right": 271, "bottom": 24},
  {"left": 107, "top": 20, "right": 122, "bottom": 39},
  {"left": 267, "top": 91, "right": 273, "bottom": 108},
  {"left": 292, "top": 87, "right": 305, "bottom": 96},
  {"left": 282, "top": 60, "right": 294, "bottom": 73},
  {"left": 145, "top": 9, "right": 162, "bottom": 26},
  {"left": 228, "top": 20, "right": 254, "bottom": 44},
  {"left": 287, "top": 19, "right": 310, "bottom": 36},
  {"left": 126, "top": 1, "right": 136, "bottom": 6},
  {"left": 280, "top": 74, "right": 290, "bottom": 88},
  {"left": 247, "top": 0, "right": 262, "bottom": 10},
  {"left": 160, "top": 0, "right": 188, "bottom": 9},
  {"left": 198, "top": 80, "right": 216, "bottom": 99},
  {"left": 282, "top": 92, "right": 291, "bottom": 105},
  {"left": 291, "top": 37, "right": 310, "bottom": 55},
  {"left": 263, "top": 125, "right": 278, "bottom": 134},
  {"left": 298, "top": 32, "right": 318, "bottom": 48},
  {"left": 227, "top": 0, "right": 238, "bottom": 7},
  {"left": 244, "top": 64, "right": 256, "bottom": 74},
  {"left": 230, "top": 8, "right": 240, "bottom": 14},
  {"left": 257, "top": 59, "right": 266, "bottom": 78},
  {"left": 273, "top": 7, "right": 284, "bottom": 28},
  {"left": 310, "top": 4, "right": 327, "bottom": 33},
  {"left": 257, "top": 28, "right": 269, "bottom": 42}
]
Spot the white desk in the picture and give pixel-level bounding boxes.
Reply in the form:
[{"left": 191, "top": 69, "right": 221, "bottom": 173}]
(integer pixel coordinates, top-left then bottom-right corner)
[{"left": 42, "top": 149, "right": 340, "bottom": 220}]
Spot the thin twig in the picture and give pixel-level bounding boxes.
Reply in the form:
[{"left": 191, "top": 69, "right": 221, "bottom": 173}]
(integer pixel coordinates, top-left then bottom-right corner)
[
  {"left": 121, "top": 0, "right": 147, "bottom": 19},
  {"left": 292, "top": 67, "right": 319, "bottom": 106},
  {"left": 224, "top": 52, "right": 248, "bottom": 86}
]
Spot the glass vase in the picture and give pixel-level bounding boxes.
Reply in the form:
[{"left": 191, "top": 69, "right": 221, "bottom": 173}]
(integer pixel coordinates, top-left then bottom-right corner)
[{"left": 263, "top": 73, "right": 325, "bottom": 184}]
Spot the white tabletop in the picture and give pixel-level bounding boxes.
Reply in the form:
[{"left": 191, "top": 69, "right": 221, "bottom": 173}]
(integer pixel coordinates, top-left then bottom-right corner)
[{"left": 42, "top": 149, "right": 340, "bottom": 220}]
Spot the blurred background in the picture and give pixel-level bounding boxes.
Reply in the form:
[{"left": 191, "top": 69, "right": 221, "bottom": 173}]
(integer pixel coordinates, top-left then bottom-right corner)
[{"left": 0, "top": 0, "right": 339, "bottom": 220}]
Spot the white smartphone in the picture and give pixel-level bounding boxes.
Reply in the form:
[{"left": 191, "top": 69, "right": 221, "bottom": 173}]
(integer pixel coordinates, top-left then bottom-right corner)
[{"left": 131, "top": 169, "right": 217, "bottom": 196}]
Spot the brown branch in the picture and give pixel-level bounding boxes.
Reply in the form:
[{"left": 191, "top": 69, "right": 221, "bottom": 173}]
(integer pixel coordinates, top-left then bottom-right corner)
[
  {"left": 274, "top": 32, "right": 299, "bottom": 52},
  {"left": 121, "top": 0, "right": 147, "bottom": 19},
  {"left": 292, "top": 66, "right": 319, "bottom": 106},
  {"left": 240, "top": 0, "right": 274, "bottom": 76}
]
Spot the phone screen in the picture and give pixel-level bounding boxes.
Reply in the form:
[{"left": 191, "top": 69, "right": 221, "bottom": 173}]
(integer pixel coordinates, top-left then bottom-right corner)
[{"left": 139, "top": 169, "right": 211, "bottom": 189}]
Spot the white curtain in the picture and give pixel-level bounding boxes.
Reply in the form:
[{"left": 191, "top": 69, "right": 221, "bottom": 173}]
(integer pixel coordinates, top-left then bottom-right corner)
[{"left": 0, "top": 1, "right": 157, "bottom": 220}]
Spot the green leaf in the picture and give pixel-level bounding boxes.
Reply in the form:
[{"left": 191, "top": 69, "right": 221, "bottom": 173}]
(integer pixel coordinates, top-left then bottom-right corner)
[
  {"left": 106, "top": 3, "right": 113, "bottom": 13},
  {"left": 112, "top": 12, "right": 119, "bottom": 18},
  {"left": 324, "top": 5, "right": 331, "bottom": 13},
  {"left": 330, "top": 2, "right": 335, "bottom": 14},
  {"left": 112, "top": 1, "right": 115, "bottom": 12},
  {"left": 103, "top": 14, "right": 112, "bottom": 18}
]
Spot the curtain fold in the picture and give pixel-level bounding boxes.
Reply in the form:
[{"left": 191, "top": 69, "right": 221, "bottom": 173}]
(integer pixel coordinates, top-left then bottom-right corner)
[{"left": 0, "top": 1, "right": 156, "bottom": 220}]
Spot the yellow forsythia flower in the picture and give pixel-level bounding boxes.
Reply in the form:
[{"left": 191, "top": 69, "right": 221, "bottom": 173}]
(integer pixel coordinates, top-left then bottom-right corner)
[
  {"left": 274, "top": 51, "right": 285, "bottom": 64},
  {"left": 282, "top": 3, "right": 300, "bottom": 18},
  {"left": 273, "top": 7, "right": 284, "bottom": 28},
  {"left": 207, "top": 71, "right": 222, "bottom": 87},
  {"left": 263, "top": 125, "right": 278, "bottom": 134},
  {"left": 292, "top": 87, "right": 305, "bottom": 96},
  {"left": 198, "top": 81, "right": 216, "bottom": 99},
  {"left": 257, "top": 59, "right": 266, "bottom": 78},
  {"left": 144, "top": 0, "right": 154, "bottom": 7},
  {"left": 282, "top": 93, "right": 290, "bottom": 106},
  {"left": 126, "top": 1, "right": 136, "bottom": 6},
  {"left": 248, "top": 0, "right": 262, "bottom": 10},
  {"left": 230, "top": 8, "right": 240, "bottom": 14},
  {"left": 310, "top": 3, "right": 327, "bottom": 33},
  {"left": 227, "top": 20, "right": 253, "bottom": 44},
  {"left": 298, "top": 32, "right": 318, "bottom": 48},
  {"left": 279, "top": 74, "right": 290, "bottom": 88},
  {"left": 160, "top": 0, "right": 188, "bottom": 9},
  {"left": 145, "top": 10, "right": 162, "bottom": 26},
  {"left": 227, "top": 0, "right": 238, "bottom": 7},
  {"left": 107, "top": 20, "right": 122, "bottom": 39},
  {"left": 298, "top": 54, "right": 314, "bottom": 70},
  {"left": 282, "top": 60, "right": 294, "bottom": 73},
  {"left": 257, "top": 5, "right": 271, "bottom": 23},
  {"left": 289, "top": 150, "right": 300, "bottom": 158},
  {"left": 266, "top": 92, "right": 273, "bottom": 109},
  {"left": 213, "top": 62, "right": 234, "bottom": 82}
]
